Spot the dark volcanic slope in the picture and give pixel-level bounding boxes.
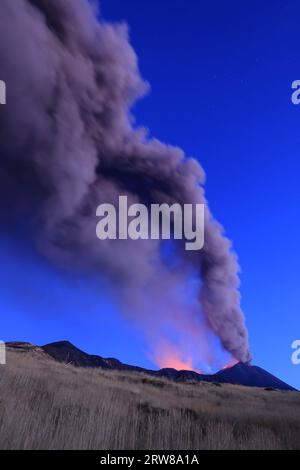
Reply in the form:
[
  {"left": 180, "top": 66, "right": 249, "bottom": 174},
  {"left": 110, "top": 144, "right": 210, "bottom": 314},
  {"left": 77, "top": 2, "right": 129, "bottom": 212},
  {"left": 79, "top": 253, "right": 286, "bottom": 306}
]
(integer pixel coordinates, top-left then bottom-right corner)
[
  {"left": 42, "top": 341, "right": 146, "bottom": 373},
  {"left": 214, "top": 363, "right": 296, "bottom": 391},
  {"left": 35, "top": 341, "right": 296, "bottom": 392}
]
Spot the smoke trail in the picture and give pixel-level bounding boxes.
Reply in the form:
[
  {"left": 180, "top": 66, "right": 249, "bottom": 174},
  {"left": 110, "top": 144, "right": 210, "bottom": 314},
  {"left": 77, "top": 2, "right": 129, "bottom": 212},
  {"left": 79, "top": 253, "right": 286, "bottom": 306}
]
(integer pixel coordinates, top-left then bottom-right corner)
[{"left": 0, "top": 0, "right": 251, "bottom": 363}]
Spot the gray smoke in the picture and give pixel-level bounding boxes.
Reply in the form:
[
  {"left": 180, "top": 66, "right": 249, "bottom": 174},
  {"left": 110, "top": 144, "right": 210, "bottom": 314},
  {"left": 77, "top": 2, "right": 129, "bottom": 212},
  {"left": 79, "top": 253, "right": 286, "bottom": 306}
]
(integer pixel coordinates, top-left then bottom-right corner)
[{"left": 0, "top": 0, "right": 251, "bottom": 363}]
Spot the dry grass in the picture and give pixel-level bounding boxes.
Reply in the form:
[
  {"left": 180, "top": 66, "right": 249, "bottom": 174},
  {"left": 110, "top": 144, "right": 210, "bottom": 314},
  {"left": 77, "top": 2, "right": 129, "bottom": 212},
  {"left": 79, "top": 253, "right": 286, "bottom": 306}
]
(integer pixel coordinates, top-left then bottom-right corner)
[{"left": 0, "top": 347, "right": 299, "bottom": 450}]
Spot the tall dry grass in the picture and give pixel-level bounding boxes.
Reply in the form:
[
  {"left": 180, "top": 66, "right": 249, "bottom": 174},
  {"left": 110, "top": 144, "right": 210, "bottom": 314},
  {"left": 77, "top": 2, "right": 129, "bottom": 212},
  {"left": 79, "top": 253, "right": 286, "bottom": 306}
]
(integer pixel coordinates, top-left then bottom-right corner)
[{"left": 0, "top": 347, "right": 299, "bottom": 450}]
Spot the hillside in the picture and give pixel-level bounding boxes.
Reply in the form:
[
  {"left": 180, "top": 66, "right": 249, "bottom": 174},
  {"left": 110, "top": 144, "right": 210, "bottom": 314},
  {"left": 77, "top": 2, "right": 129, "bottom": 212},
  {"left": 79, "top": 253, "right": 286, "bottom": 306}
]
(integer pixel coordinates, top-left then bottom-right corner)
[
  {"left": 0, "top": 344, "right": 299, "bottom": 450},
  {"left": 20, "top": 340, "right": 296, "bottom": 391}
]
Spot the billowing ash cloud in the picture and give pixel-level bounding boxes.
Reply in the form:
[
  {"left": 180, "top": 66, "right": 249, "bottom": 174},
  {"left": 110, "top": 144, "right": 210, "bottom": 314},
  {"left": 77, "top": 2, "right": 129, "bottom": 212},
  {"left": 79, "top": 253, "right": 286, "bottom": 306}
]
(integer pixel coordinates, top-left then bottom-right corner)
[{"left": 0, "top": 0, "right": 251, "bottom": 363}]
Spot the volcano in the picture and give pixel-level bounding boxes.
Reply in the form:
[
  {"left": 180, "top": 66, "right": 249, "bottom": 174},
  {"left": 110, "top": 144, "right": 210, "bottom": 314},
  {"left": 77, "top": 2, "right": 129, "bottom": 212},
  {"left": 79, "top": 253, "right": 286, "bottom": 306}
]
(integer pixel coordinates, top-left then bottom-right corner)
[
  {"left": 6, "top": 341, "right": 296, "bottom": 392},
  {"left": 212, "top": 362, "right": 296, "bottom": 390}
]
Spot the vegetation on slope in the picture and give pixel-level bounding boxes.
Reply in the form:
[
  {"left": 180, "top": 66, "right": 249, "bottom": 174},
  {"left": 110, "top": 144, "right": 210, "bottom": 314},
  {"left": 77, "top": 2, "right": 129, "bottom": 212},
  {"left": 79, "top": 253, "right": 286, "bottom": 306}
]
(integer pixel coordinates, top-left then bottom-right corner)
[{"left": 0, "top": 347, "right": 299, "bottom": 450}]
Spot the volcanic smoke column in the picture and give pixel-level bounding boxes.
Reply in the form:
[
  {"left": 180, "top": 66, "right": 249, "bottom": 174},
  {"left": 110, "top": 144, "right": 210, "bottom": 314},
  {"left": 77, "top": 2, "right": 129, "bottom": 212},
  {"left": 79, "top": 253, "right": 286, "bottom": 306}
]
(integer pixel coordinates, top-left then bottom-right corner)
[{"left": 0, "top": 0, "right": 251, "bottom": 364}]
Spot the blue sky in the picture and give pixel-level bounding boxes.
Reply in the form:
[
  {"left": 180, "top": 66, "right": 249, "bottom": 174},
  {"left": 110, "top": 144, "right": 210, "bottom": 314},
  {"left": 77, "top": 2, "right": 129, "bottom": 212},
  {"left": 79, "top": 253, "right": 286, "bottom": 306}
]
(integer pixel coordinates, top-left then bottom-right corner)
[{"left": 1, "top": 0, "right": 300, "bottom": 388}]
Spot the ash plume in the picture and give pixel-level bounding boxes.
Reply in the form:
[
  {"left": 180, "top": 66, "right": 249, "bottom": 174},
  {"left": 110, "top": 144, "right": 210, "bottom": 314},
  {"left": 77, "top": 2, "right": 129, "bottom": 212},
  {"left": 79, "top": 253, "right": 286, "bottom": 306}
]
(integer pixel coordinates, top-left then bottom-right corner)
[{"left": 0, "top": 0, "right": 251, "bottom": 363}]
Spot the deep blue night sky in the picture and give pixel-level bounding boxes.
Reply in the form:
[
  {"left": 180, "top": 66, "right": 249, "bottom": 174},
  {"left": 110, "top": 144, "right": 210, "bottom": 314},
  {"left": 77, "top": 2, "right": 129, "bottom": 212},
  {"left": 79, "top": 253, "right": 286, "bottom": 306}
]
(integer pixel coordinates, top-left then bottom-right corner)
[{"left": 1, "top": 0, "right": 300, "bottom": 388}]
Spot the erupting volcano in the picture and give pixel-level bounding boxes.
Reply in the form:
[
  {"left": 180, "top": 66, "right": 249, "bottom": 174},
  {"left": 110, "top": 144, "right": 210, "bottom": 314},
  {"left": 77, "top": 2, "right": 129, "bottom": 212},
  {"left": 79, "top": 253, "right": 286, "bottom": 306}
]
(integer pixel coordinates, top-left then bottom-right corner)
[{"left": 0, "top": 0, "right": 251, "bottom": 368}]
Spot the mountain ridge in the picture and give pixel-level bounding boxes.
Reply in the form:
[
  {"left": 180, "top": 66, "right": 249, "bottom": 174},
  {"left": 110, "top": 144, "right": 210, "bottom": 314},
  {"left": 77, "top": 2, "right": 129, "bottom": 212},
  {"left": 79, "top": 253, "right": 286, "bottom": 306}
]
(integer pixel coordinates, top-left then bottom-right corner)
[{"left": 6, "top": 340, "right": 297, "bottom": 391}]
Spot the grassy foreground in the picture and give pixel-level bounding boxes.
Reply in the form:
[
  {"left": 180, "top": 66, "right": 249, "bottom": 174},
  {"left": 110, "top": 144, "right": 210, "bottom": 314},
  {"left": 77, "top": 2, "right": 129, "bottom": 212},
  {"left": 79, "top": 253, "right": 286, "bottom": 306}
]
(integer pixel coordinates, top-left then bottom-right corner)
[{"left": 0, "top": 346, "right": 299, "bottom": 450}]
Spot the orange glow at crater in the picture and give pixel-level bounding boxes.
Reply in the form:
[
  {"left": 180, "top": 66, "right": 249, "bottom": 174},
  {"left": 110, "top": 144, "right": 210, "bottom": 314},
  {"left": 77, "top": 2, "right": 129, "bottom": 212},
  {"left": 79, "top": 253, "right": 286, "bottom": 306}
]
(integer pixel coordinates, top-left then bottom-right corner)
[
  {"left": 222, "top": 357, "right": 239, "bottom": 370},
  {"left": 152, "top": 340, "right": 202, "bottom": 372}
]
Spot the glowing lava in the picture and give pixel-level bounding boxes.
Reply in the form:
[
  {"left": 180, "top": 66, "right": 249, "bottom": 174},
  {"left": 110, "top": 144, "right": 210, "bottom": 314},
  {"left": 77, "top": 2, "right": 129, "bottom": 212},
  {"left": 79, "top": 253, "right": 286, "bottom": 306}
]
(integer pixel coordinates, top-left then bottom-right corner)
[
  {"left": 222, "top": 357, "right": 239, "bottom": 370},
  {"left": 152, "top": 340, "right": 202, "bottom": 372}
]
